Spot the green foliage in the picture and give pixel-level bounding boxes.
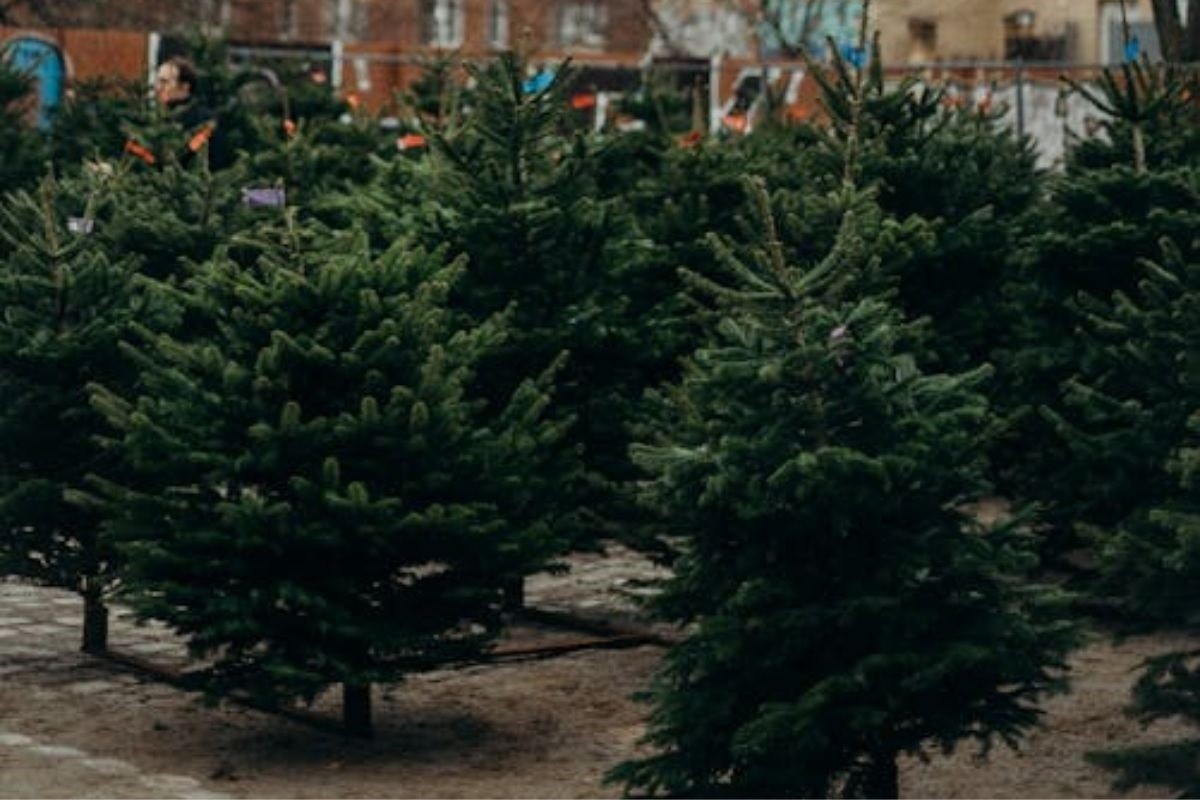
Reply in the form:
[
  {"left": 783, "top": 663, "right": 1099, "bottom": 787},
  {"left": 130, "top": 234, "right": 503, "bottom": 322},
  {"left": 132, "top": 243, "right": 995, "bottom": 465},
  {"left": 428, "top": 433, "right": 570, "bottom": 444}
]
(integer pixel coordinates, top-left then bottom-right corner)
[
  {"left": 97, "top": 159, "right": 248, "bottom": 281},
  {"left": 614, "top": 71, "right": 697, "bottom": 137},
  {"left": 1037, "top": 237, "right": 1200, "bottom": 580},
  {"left": 47, "top": 77, "right": 146, "bottom": 169},
  {"left": 424, "top": 51, "right": 662, "bottom": 544},
  {"left": 239, "top": 111, "right": 394, "bottom": 208},
  {"left": 0, "top": 173, "right": 146, "bottom": 600},
  {"left": 0, "top": 58, "right": 46, "bottom": 190},
  {"left": 806, "top": 37, "right": 1041, "bottom": 374},
  {"left": 1066, "top": 59, "right": 1200, "bottom": 173},
  {"left": 998, "top": 164, "right": 1200, "bottom": 544},
  {"left": 610, "top": 179, "right": 1075, "bottom": 799},
  {"left": 404, "top": 53, "right": 473, "bottom": 126},
  {"left": 88, "top": 215, "right": 567, "bottom": 705}
]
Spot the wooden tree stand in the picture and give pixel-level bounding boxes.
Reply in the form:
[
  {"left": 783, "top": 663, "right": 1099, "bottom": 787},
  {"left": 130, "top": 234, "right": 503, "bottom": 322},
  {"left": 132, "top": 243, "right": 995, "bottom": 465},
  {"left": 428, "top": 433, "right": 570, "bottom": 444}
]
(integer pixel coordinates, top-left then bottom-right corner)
[{"left": 97, "top": 607, "right": 670, "bottom": 737}]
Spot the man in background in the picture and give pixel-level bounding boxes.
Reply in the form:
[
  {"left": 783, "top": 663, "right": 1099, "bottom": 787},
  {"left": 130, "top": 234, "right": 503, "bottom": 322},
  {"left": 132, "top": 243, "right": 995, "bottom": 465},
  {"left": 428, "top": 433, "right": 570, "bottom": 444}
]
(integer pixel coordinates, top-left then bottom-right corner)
[{"left": 125, "top": 56, "right": 223, "bottom": 166}]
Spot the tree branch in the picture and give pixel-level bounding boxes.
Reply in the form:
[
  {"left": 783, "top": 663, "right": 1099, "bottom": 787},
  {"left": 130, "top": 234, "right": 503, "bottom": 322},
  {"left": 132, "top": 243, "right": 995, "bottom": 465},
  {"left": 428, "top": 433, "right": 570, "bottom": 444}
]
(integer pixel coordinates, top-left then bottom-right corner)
[
  {"left": 640, "top": 0, "right": 680, "bottom": 55},
  {"left": 1186, "top": 0, "right": 1200, "bottom": 61},
  {"left": 1150, "top": 0, "right": 1185, "bottom": 61}
]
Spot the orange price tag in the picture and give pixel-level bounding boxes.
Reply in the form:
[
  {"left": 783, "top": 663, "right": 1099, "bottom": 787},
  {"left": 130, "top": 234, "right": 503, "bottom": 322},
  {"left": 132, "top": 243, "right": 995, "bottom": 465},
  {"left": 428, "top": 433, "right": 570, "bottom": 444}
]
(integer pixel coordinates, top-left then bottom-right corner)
[
  {"left": 187, "top": 122, "right": 215, "bottom": 153},
  {"left": 397, "top": 133, "right": 427, "bottom": 151},
  {"left": 571, "top": 93, "right": 597, "bottom": 110},
  {"left": 123, "top": 139, "right": 156, "bottom": 165}
]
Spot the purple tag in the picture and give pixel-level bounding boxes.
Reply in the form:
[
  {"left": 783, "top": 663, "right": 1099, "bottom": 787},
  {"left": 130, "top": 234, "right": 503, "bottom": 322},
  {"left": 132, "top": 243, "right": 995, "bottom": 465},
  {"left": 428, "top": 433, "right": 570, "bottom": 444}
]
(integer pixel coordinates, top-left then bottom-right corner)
[
  {"left": 242, "top": 187, "right": 287, "bottom": 208},
  {"left": 68, "top": 217, "right": 95, "bottom": 235}
]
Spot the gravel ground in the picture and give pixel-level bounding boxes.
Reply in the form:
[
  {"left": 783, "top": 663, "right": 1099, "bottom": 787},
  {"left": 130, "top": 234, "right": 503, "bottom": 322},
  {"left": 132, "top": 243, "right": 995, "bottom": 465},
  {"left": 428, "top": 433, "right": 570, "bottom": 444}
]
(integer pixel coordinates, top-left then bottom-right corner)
[{"left": 1, "top": 544, "right": 1196, "bottom": 798}]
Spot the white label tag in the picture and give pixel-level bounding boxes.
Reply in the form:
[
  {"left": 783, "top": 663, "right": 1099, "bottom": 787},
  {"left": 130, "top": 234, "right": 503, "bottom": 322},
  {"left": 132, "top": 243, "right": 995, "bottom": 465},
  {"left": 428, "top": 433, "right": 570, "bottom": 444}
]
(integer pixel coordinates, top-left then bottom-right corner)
[
  {"left": 68, "top": 217, "right": 95, "bottom": 235},
  {"left": 242, "top": 187, "right": 287, "bottom": 208}
]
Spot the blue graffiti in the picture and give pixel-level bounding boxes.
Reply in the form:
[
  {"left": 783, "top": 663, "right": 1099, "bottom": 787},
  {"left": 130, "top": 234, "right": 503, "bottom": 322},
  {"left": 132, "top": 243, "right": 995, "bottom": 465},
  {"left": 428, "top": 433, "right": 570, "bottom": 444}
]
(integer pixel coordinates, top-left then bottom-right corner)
[
  {"left": 758, "top": 0, "right": 864, "bottom": 58},
  {"left": 3, "top": 37, "right": 65, "bottom": 129}
]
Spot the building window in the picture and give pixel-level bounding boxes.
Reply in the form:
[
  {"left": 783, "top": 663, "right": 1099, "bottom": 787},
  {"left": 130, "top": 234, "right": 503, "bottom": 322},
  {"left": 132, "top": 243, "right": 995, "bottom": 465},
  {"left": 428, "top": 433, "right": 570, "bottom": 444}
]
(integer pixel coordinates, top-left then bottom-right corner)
[
  {"left": 556, "top": 1, "right": 608, "bottom": 50},
  {"left": 907, "top": 17, "right": 937, "bottom": 63},
  {"left": 1004, "top": 10, "right": 1072, "bottom": 61},
  {"left": 281, "top": 0, "right": 300, "bottom": 39},
  {"left": 422, "top": 0, "right": 463, "bottom": 48},
  {"left": 488, "top": 0, "right": 510, "bottom": 49},
  {"left": 1100, "top": 1, "right": 1164, "bottom": 63}
]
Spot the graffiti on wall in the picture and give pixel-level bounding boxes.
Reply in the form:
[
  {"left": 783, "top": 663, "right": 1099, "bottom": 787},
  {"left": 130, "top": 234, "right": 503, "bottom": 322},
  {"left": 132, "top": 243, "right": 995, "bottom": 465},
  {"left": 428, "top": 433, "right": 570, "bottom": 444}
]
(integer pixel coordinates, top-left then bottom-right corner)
[
  {"left": 758, "top": 0, "right": 865, "bottom": 58},
  {"left": 2, "top": 37, "right": 66, "bottom": 129}
]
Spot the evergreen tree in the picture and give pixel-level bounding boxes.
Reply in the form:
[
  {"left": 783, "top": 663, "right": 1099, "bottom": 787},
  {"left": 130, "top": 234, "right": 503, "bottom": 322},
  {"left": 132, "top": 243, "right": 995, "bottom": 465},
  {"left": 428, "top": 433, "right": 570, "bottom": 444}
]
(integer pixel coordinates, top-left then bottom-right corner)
[
  {"left": 997, "top": 61, "right": 1200, "bottom": 548},
  {"left": 47, "top": 77, "right": 145, "bottom": 171},
  {"left": 609, "top": 180, "right": 1075, "bottom": 798},
  {"left": 1067, "top": 58, "right": 1200, "bottom": 174},
  {"left": 88, "top": 214, "right": 566, "bottom": 735},
  {"left": 1057, "top": 241, "right": 1200, "bottom": 795},
  {"left": 99, "top": 158, "right": 247, "bottom": 282},
  {"left": 423, "top": 52, "right": 657, "bottom": 550},
  {"left": 1065, "top": 240, "right": 1200, "bottom": 621},
  {"left": 239, "top": 109, "right": 393, "bottom": 210},
  {"left": 0, "top": 57, "right": 46, "bottom": 191},
  {"left": 0, "top": 172, "right": 148, "bottom": 653},
  {"left": 804, "top": 37, "right": 1042, "bottom": 374}
]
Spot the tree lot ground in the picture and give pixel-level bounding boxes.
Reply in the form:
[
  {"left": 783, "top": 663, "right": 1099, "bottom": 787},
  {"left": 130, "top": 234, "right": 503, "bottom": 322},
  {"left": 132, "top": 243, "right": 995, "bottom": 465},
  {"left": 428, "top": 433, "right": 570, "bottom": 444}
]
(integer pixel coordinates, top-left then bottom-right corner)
[{"left": 0, "top": 543, "right": 1194, "bottom": 799}]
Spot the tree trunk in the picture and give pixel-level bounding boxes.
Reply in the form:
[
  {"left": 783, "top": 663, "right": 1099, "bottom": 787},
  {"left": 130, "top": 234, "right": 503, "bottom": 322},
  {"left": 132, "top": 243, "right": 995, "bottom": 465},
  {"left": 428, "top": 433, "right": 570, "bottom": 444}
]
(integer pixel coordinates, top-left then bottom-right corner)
[
  {"left": 502, "top": 575, "right": 525, "bottom": 611},
  {"left": 81, "top": 589, "right": 108, "bottom": 655},
  {"left": 862, "top": 753, "right": 899, "bottom": 799},
  {"left": 343, "top": 682, "right": 373, "bottom": 738},
  {"left": 1132, "top": 123, "right": 1147, "bottom": 175},
  {"left": 1151, "top": 0, "right": 1186, "bottom": 61},
  {"left": 1186, "top": 0, "right": 1200, "bottom": 62}
]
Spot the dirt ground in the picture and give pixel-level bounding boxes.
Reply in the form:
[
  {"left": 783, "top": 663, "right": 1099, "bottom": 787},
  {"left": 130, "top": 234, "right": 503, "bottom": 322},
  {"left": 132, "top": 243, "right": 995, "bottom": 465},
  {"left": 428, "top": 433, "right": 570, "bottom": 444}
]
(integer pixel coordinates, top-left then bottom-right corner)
[{"left": 1, "top": 545, "right": 1197, "bottom": 799}]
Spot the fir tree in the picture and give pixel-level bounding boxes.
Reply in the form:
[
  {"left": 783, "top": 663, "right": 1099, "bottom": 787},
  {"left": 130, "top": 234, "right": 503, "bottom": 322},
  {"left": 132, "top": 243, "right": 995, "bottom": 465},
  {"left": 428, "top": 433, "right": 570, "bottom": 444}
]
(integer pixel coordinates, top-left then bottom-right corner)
[
  {"left": 88, "top": 214, "right": 566, "bottom": 735},
  {"left": 99, "top": 158, "right": 247, "bottom": 282},
  {"left": 998, "top": 63, "right": 1200, "bottom": 548},
  {"left": 1065, "top": 240, "right": 1200, "bottom": 621},
  {"left": 47, "top": 77, "right": 145, "bottom": 172},
  {"left": 0, "top": 172, "right": 148, "bottom": 653},
  {"left": 423, "top": 51, "right": 657, "bottom": 550},
  {"left": 804, "top": 36, "right": 1041, "bottom": 374},
  {"left": 1067, "top": 58, "right": 1200, "bottom": 174},
  {"left": 1057, "top": 241, "right": 1200, "bottom": 795},
  {"left": 609, "top": 180, "right": 1075, "bottom": 798},
  {"left": 239, "top": 109, "right": 393, "bottom": 210},
  {"left": 0, "top": 57, "right": 46, "bottom": 191}
]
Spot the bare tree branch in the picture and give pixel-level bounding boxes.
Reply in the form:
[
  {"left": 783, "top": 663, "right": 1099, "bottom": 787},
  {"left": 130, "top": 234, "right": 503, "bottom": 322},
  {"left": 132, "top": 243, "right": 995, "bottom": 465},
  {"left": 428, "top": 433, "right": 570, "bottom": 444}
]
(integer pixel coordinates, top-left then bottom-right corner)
[
  {"left": 1187, "top": 0, "right": 1200, "bottom": 61},
  {"left": 640, "top": 0, "right": 681, "bottom": 55},
  {"left": 1151, "top": 0, "right": 1185, "bottom": 60}
]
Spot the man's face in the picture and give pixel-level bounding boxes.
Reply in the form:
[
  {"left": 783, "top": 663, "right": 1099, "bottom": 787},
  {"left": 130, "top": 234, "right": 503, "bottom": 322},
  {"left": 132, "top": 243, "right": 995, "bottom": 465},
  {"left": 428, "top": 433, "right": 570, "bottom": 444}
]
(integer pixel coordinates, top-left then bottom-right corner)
[{"left": 155, "top": 63, "right": 190, "bottom": 106}]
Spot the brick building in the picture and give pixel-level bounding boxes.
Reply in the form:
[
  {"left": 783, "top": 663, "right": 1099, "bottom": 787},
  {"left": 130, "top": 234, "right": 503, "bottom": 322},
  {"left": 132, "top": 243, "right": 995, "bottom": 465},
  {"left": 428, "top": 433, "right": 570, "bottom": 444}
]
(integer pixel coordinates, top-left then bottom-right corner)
[
  {"left": 1, "top": 0, "right": 655, "bottom": 115},
  {"left": 875, "top": 0, "right": 1169, "bottom": 65},
  {"left": 646, "top": 1, "right": 1180, "bottom": 66},
  {"left": 1, "top": 0, "right": 653, "bottom": 55}
]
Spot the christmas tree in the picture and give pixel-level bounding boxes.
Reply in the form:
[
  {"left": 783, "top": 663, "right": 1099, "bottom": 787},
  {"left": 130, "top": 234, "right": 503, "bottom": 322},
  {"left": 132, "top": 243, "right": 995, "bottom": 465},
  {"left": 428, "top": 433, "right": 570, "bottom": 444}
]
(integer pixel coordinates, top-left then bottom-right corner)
[
  {"left": 47, "top": 77, "right": 145, "bottom": 172},
  {"left": 98, "top": 158, "right": 247, "bottom": 282},
  {"left": 0, "top": 57, "right": 46, "bottom": 191},
  {"left": 997, "top": 62, "right": 1200, "bottom": 551},
  {"left": 1067, "top": 58, "right": 1200, "bottom": 174},
  {"left": 804, "top": 36, "right": 1041, "bottom": 375},
  {"left": 88, "top": 213, "right": 566, "bottom": 735},
  {"left": 422, "top": 51, "right": 659, "bottom": 551},
  {"left": 1059, "top": 240, "right": 1200, "bottom": 794},
  {"left": 609, "top": 179, "right": 1075, "bottom": 798},
  {"left": 0, "top": 172, "right": 149, "bottom": 653}
]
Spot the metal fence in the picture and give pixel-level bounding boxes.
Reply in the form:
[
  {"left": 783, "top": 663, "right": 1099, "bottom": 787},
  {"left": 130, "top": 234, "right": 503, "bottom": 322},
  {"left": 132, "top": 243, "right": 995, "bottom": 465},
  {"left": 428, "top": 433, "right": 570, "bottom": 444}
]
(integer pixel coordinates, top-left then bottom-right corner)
[{"left": 221, "top": 42, "right": 1192, "bottom": 168}]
